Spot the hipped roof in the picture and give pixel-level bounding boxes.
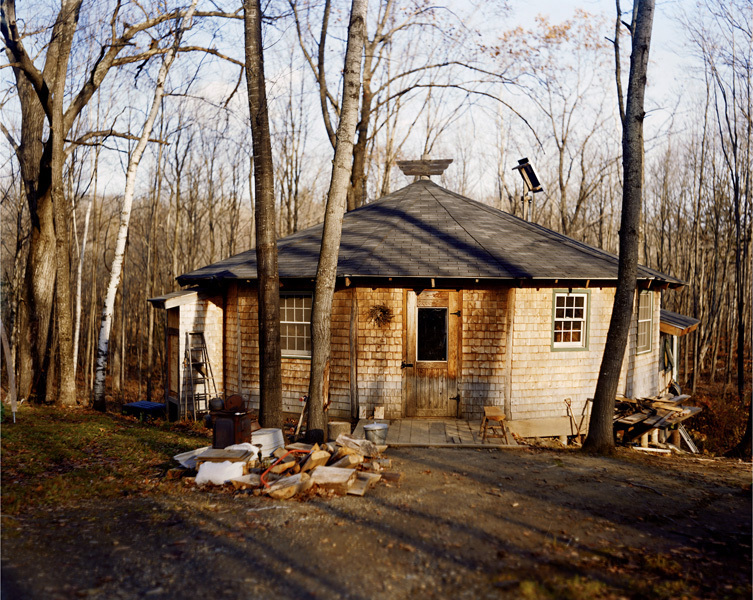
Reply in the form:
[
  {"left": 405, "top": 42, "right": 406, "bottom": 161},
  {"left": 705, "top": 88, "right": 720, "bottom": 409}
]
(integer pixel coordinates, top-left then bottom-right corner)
[{"left": 177, "top": 180, "right": 684, "bottom": 287}]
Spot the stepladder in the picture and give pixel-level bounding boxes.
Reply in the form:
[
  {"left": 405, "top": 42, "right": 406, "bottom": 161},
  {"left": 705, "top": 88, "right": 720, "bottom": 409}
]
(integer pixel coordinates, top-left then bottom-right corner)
[{"left": 182, "top": 332, "right": 217, "bottom": 420}]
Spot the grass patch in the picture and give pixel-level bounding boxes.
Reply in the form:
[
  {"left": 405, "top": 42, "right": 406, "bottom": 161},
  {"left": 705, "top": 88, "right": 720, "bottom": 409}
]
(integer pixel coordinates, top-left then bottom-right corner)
[
  {"left": 518, "top": 575, "right": 609, "bottom": 600},
  {"left": 1, "top": 404, "right": 210, "bottom": 514}
]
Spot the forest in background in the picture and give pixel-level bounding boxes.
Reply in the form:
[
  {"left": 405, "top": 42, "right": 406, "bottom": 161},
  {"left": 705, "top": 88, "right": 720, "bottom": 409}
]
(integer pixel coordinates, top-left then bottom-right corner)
[{"left": 1, "top": 0, "right": 750, "bottom": 453}]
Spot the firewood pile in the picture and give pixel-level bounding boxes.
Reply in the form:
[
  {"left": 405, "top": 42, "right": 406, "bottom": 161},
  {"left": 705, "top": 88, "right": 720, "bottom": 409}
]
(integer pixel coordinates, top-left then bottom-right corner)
[
  {"left": 613, "top": 393, "right": 703, "bottom": 453},
  {"left": 173, "top": 434, "right": 398, "bottom": 499}
]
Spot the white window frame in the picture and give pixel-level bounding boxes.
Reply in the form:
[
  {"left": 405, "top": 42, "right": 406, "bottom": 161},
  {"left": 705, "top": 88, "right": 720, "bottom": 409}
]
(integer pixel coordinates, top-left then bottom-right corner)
[
  {"left": 552, "top": 291, "right": 589, "bottom": 350},
  {"left": 280, "top": 293, "right": 312, "bottom": 358},
  {"left": 636, "top": 291, "right": 653, "bottom": 354}
]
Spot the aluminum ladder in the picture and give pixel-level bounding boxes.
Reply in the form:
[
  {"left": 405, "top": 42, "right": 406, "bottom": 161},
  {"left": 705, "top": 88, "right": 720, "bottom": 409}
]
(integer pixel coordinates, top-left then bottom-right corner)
[{"left": 183, "top": 332, "right": 217, "bottom": 420}]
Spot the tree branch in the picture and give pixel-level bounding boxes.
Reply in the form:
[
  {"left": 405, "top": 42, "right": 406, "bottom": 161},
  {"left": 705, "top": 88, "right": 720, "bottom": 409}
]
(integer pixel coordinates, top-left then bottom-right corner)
[
  {"left": 0, "top": 0, "right": 53, "bottom": 121},
  {"left": 0, "top": 119, "right": 19, "bottom": 153},
  {"left": 65, "top": 129, "right": 169, "bottom": 154}
]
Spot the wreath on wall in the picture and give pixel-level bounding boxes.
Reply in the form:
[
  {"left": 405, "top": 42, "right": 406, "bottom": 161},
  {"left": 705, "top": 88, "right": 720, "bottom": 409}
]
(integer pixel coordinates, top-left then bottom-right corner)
[{"left": 367, "top": 303, "right": 393, "bottom": 327}]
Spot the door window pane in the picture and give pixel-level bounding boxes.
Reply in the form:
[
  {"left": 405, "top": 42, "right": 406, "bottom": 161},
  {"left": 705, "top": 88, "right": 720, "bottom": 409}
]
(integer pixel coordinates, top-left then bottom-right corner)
[{"left": 417, "top": 307, "right": 447, "bottom": 361}]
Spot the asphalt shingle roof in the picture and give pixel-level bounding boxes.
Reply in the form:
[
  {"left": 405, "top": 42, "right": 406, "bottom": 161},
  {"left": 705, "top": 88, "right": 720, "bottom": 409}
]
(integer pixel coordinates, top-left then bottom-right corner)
[{"left": 177, "top": 180, "right": 683, "bottom": 286}]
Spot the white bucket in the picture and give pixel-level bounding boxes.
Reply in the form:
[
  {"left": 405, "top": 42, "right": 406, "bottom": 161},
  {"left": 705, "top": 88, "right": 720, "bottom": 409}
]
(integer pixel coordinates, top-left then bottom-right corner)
[
  {"left": 251, "top": 428, "right": 285, "bottom": 457},
  {"left": 363, "top": 423, "right": 389, "bottom": 445}
]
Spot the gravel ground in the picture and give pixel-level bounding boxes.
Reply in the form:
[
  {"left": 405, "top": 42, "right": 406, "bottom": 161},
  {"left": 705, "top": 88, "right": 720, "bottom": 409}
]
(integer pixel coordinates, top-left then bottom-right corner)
[{"left": 2, "top": 446, "right": 751, "bottom": 599}]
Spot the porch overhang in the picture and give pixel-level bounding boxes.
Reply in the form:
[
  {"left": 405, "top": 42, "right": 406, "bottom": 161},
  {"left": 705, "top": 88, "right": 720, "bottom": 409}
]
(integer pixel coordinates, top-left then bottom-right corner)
[{"left": 660, "top": 309, "right": 700, "bottom": 337}]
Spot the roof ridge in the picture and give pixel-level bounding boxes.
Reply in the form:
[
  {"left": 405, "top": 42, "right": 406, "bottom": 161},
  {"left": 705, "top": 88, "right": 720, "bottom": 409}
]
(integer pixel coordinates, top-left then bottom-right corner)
[{"left": 425, "top": 185, "right": 514, "bottom": 275}]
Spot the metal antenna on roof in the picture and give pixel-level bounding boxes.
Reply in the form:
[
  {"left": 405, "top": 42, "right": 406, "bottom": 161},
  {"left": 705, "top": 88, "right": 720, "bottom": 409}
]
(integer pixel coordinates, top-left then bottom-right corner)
[
  {"left": 512, "top": 157, "right": 543, "bottom": 222},
  {"left": 396, "top": 157, "right": 453, "bottom": 182}
]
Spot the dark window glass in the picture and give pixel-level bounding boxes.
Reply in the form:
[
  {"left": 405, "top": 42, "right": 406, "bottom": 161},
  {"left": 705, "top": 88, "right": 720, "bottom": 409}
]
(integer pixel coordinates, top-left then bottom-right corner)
[{"left": 417, "top": 308, "right": 447, "bottom": 361}]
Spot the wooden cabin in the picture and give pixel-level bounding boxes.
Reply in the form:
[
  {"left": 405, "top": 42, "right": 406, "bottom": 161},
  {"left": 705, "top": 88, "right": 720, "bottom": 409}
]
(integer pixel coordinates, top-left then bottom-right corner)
[{"left": 150, "top": 176, "right": 688, "bottom": 437}]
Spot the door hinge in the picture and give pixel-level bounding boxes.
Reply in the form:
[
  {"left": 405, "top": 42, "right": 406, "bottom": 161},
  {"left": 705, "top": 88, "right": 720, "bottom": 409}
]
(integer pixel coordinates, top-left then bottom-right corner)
[
  {"left": 450, "top": 394, "right": 460, "bottom": 401},
  {"left": 401, "top": 361, "right": 414, "bottom": 369},
  {"left": 451, "top": 310, "right": 461, "bottom": 316}
]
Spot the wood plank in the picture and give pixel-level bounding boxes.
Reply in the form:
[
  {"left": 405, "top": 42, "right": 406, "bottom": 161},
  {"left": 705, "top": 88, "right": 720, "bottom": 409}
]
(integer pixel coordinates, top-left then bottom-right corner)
[
  {"left": 195, "top": 448, "right": 253, "bottom": 464},
  {"left": 347, "top": 472, "right": 382, "bottom": 496},
  {"left": 352, "top": 419, "right": 366, "bottom": 439},
  {"left": 411, "top": 420, "right": 431, "bottom": 445},
  {"left": 507, "top": 416, "right": 581, "bottom": 438},
  {"left": 385, "top": 420, "right": 401, "bottom": 444},
  {"left": 429, "top": 421, "right": 445, "bottom": 444},
  {"left": 615, "top": 413, "right": 650, "bottom": 426},
  {"left": 469, "top": 420, "right": 483, "bottom": 444},
  {"left": 309, "top": 466, "right": 357, "bottom": 494},
  {"left": 399, "top": 420, "right": 412, "bottom": 444},
  {"left": 267, "top": 472, "right": 312, "bottom": 500},
  {"left": 446, "top": 419, "right": 460, "bottom": 444},
  {"left": 330, "top": 454, "right": 364, "bottom": 469},
  {"left": 457, "top": 420, "right": 476, "bottom": 444}
]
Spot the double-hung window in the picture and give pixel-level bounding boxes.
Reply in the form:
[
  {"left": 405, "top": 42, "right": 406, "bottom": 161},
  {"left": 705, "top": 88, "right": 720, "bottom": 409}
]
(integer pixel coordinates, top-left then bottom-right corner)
[
  {"left": 552, "top": 291, "right": 589, "bottom": 350},
  {"left": 636, "top": 291, "right": 652, "bottom": 353},
  {"left": 280, "top": 294, "right": 312, "bottom": 357}
]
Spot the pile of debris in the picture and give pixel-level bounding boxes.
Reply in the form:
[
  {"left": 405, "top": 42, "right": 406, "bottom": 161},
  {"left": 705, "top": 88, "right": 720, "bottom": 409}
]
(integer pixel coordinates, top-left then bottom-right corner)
[
  {"left": 173, "top": 433, "right": 399, "bottom": 499},
  {"left": 614, "top": 393, "right": 703, "bottom": 453}
]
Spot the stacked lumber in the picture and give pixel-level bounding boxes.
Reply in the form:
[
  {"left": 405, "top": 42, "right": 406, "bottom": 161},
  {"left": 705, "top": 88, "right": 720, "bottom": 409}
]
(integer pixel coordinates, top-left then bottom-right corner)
[{"left": 613, "top": 393, "right": 702, "bottom": 453}]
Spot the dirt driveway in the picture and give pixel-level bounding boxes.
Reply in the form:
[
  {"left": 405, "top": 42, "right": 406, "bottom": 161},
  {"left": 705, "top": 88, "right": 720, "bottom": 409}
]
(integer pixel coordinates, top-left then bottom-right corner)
[{"left": 2, "top": 446, "right": 751, "bottom": 599}]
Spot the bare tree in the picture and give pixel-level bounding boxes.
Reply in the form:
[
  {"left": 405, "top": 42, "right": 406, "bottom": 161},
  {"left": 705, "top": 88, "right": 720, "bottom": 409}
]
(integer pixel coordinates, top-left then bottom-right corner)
[
  {"left": 92, "top": 0, "right": 199, "bottom": 411},
  {"left": 307, "top": 0, "right": 368, "bottom": 443},
  {"left": 244, "top": 0, "right": 283, "bottom": 428},
  {"left": 584, "top": 0, "right": 655, "bottom": 454}
]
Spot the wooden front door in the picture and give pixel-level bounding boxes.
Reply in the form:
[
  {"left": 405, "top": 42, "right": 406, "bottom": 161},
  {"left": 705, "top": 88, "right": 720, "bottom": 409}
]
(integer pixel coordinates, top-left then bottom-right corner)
[{"left": 403, "top": 290, "right": 460, "bottom": 417}]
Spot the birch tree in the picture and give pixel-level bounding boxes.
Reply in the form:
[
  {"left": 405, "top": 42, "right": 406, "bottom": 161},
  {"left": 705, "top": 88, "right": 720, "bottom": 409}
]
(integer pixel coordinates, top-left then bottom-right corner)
[
  {"left": 584, "top": 0, "right": 655, "bottom": 454},
  {"left": 307, "top": 0, "right": 368, "bottom": 442},
  {"left": 92, "top": 0, "right": 198, "bottom": 411}
]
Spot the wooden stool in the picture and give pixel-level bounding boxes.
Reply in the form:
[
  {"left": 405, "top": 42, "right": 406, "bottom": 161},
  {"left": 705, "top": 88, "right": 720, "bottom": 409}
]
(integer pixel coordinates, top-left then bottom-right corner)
[{"left": 480, "top": 406, "right": 510, "bottom": 444}]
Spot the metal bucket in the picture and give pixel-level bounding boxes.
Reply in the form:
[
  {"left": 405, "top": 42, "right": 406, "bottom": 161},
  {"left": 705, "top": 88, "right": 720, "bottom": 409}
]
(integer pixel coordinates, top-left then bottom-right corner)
[
  {"left": 251, "top": 428, "right": 284, "bottom": 457},
  {"left": 363, "top": 423, "right": 388, "bottom": 445}
]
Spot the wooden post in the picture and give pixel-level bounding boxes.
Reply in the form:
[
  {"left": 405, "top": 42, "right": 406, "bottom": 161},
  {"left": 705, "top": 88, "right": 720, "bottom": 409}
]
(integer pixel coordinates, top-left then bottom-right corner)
[
  {"left": 670, "top": 429, "right": 681, "bottom": 446},
  {"left": 504, "top": 288, "right": 516, "bottom": 419},
  {"left": 237, "top": 287, "right": 242, "bottom": 397}
]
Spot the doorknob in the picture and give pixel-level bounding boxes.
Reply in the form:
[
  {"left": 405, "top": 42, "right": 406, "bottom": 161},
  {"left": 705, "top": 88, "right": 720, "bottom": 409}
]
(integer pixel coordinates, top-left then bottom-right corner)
[{"left": 401, "top": 361, "right": 414, "bottom": 369}]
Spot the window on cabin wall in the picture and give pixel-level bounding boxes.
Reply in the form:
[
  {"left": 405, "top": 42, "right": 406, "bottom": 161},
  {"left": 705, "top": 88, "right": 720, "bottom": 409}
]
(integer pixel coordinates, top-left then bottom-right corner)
[
  {"left": 637, "top": 291, "right": 653, "bottom": 354},
  {"left": 552, "top": 291, "right": 589, "bottom": 350},
  {"left": 280, "top": 293, "right": 312, "bottom": 357}
]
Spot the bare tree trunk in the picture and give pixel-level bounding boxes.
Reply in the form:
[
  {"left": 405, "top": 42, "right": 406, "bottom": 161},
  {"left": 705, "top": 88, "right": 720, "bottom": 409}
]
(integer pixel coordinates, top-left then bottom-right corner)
[
  {"left": 1, "top": 319, "right": 17, "bottom": 419},
  {"left": 73, "top": 122, "right": 98, "bottom": 379},
  {"left": 48, "top": 1, "right": 79, "bottom": 407},
  {"left": 92, "top": 1, "right": 197, "bottom": 411},
  {"left": 307, "top": 0, "right": 368, "bottom": 443},
  {"left": 347, "top": 46, "right": 373, "bottom": 211},
  {"left": 244, "top": 0, "right": 282, "bottom": 428},
  {"left": 584, "top": 0, "right": 654, "bottom": 454},
  {"left": 146, "top": 109, "right": 166, "bottom": 403},
  {"left": 2, "top": 0, "right": 74, "bottom": 402}
]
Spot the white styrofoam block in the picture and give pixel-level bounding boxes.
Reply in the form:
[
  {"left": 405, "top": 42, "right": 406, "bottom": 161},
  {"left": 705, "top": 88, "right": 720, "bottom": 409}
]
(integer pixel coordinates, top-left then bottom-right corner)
[{"left": 195, "top": 460, "right": 245, "bottom": 485}]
